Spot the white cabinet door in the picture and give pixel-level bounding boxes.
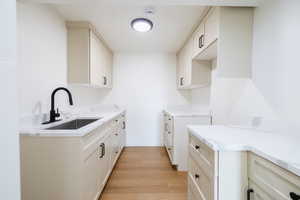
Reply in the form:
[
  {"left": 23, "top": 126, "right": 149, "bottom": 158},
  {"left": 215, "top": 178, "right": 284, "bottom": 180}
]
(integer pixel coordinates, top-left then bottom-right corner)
[
  {"left": 177, "top": 38, "right": 193, "bottom": 88},
  {"left": 102, "top": 47, "right": 113, "bottom": 88},
  {"left": 193, "top": 22, "right": 205, "bottom": 56},
  {"left": 204, "top": 8, "right": 219, "bottom": 47},
  {"left": 99, "top": 136, "right": 111, "bottom": 187},
  {"left": 177, "top": 48, "right": 186, "bottom": 88},
  {"left": 67, "top": 28, "right": 90, "bottom": 84},
  {"left": 90, "top": 31, "right": 105, "bottom": 87},
  {"left": 184, "top": 38, "right": 194, "bottom": 86},
  {"left": 67, "top": 22, "right": 113, "bottom": 88},
  {"left": 111, "top": 132, "right": 120, "bottom": 163},
  {"left": 83, "top": 140, "right": 102, "bottom": 200}
]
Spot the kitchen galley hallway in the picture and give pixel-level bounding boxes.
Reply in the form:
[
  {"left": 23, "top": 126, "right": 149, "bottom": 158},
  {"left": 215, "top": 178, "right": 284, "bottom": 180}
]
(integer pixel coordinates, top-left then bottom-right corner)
[{"left": 100, "top": 147, "right": 187, "bottom": 200}]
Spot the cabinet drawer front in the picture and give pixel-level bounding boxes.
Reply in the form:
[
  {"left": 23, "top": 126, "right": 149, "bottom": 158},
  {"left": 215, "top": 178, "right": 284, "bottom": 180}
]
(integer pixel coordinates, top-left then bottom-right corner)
[
  {"left": 249, "top": 180, "right": 275, "bottom": 200},
  {"left": 163, "top": 131, "right": 168, "bottom": 146},
  {"left": 163, "top": 127, "right": 173, "bottom": 147},
  {"left": 165, "top": 124, "right": 173, "bottom": 135},
  {"left": 189, "top": 134, "right": 216, "bottom": 177},
  {"left": 163, "top": 113, "right": 173, "bottom": 133},
  {"left": 189, "top": 157, "right": 214, "bottom": 200},
  {"left": 167, "top": 130, "right": 174, "bottom": 146},
  {"left": 248, "top": 153, "right": 300, "bottom": 200},
  {"left": 188, "top": 173, "right": 205, "bottom": 200}
]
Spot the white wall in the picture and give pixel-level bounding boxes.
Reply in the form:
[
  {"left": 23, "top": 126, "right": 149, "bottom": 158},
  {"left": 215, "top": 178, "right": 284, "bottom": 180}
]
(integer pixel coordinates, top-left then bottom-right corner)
[
  {"left": 213, "top": 0, "right": 300, "bottom": 132},
  {"left": 17, "top": 2, "right": 102, "bottom": 118},
  {"left": 0, "top": 0, "right": 20, "bottom": 199},
  {"left": 252, "top": 0, "right": 300, "bottom": 133},
  {"left": 191, "top": 87, "right": 210, "bottom": 106},
  {"left": 100, "top": 53, "right": 191, "bottom": 146},
  {"left": 17, "top": 2, "right": 67, "bottom": 116},
  {"left": 228, "top": 79, "right": 279, "bottom": 130}
]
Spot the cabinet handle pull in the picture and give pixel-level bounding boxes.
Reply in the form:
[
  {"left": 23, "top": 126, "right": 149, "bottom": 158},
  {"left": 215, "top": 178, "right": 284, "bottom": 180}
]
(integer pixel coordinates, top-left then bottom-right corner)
[
  {"left": 103, "top": 76, "right": 107, "bottom": 85},
  {"left": 195, "top": 145, "right": 200, "bottom": 150},
  {"left": 199, "top": 34, "right": 204, "bottom": 48},
  {"left": 168, "top": 131, "right": 171, "bottom": 134},
  {"left": 290, "top": 192, "right": 300, "bottom": 200},
  {"left": 180, "top": 77, "right": 184, "bottom": 86},
  {"left": 195, "top": 174, "right": 200, "bottom": 179},
  {"left": 122, "top": 121, "right": 126, "bottom": 129},
  {"left": 103, "top": 143, "right": 105, "bottom": 157},
  {"left": 99, "top": 143, "right": 105, "bottom": 158},
  {"left": 247, "top": 189, "right": 254, "bottom": 200}
]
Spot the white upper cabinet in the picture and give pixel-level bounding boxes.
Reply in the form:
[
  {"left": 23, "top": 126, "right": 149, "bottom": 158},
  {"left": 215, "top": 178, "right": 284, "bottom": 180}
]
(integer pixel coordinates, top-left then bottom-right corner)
[
  {"left": 177, "top": 30, "right": 211, "bottom": 89},
  {"left": 193, "top": 8, "right": 219, "bottom": 58},
  {"left": 66, "top": 21, "right": 113, "bottom": 88},
  {"left": 177, "top": 7, "right": 253, "bottom": 89},
  {"left": 177, "top": 40, "right": 186, "bottom": 88},
  {"left": 177, "top": 8, "right": 218, "bottom": 90}
]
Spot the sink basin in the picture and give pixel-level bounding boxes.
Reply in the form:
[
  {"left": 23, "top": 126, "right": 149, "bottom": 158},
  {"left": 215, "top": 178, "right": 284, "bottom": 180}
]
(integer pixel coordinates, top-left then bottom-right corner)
[{"left": 46, "top": 118, "right": 100, "bottom": 130}]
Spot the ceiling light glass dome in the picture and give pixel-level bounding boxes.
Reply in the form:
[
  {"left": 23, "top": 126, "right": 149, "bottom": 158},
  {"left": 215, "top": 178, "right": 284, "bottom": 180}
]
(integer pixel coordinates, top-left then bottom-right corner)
[{"left": 131, "top": 18, "right": 153, "bottom": 32}]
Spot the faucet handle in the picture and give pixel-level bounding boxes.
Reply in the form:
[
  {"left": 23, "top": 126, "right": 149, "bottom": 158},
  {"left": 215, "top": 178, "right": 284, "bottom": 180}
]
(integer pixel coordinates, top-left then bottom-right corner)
[{"left": 55, "top": 108, "right": 60, "bottom": 118}]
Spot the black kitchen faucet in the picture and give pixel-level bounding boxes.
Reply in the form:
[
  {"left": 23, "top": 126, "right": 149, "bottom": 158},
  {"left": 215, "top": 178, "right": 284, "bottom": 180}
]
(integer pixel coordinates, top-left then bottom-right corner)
[{"left": 42, "top": 87, "right": 73, "bottom": 124}]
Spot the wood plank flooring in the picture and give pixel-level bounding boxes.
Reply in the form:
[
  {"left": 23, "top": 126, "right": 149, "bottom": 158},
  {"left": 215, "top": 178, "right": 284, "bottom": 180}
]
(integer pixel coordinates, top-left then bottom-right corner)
[{"left": 99, "top": 147, "right": 187, "bottom": 200}]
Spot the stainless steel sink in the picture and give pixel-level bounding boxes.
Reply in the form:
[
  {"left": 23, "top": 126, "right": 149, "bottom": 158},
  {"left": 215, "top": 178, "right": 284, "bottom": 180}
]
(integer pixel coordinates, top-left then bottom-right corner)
[{"left": 45, "top": 118, "right": 100, "bottom": 130}]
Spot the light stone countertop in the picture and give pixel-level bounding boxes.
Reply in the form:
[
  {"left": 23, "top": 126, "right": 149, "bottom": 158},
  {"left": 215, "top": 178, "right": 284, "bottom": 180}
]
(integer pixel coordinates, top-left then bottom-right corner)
[
  {"left": 188, "top": 125, "right": 300, "bottom": 177},
  {"left": 19, "top": 108, "right": 125, "bottom": 137}
]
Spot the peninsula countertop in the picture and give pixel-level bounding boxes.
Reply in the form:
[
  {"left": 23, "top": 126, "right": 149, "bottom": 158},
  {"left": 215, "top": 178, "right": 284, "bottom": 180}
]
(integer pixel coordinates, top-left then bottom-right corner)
[{"left": 188, "top": 125, "right": 300, "bottom": 177}]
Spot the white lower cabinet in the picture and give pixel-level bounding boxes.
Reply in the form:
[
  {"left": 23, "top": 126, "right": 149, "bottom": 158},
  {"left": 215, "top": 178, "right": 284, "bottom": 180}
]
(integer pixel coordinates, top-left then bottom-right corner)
[
  {"left": 187, "top": 132, "right": 300, "bottom": 200},
  {"left": 187, "top": 132, "right": 248, "bottom": 200},
  {"left": 83, "top": 134, "right": 110, "bottom": 200},
  {"left": 163, "top": 111, "right": 211, "bottom": 171},
  {"left": 247, "top": 153, "right": 300, "bottom": 200},
  {"left": 20, "top": 113, "right": 126, "bottom": 200}
]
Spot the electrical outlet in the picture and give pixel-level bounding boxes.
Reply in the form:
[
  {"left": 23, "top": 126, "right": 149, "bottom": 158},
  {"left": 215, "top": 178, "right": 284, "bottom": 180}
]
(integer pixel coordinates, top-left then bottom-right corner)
[{"left": 251, "top": 116, "right": 262, "bottom": 128}]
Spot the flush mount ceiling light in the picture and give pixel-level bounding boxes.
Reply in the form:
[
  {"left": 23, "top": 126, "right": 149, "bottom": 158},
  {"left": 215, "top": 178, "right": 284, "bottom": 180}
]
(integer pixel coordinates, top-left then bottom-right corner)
[{"left": 131, "top": 18, "right": 153, "bottom": 32}]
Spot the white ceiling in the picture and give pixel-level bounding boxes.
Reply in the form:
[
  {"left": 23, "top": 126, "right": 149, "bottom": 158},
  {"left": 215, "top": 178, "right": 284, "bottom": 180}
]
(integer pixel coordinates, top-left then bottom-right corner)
[
  {"left": 23, "top": 0, "right": 259, "bottom": 6},
  {"left": 56, "top": 3, "right": 206, "bottom": 52}
]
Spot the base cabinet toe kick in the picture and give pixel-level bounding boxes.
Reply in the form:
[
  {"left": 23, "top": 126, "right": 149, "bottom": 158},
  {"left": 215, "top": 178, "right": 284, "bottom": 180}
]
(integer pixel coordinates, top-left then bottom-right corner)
[
  {"left": 20, "top": 113, "right": 127, "bottom": 200},
  {"left": 187, "top": 132, "right": 300, "bottom": 200}
]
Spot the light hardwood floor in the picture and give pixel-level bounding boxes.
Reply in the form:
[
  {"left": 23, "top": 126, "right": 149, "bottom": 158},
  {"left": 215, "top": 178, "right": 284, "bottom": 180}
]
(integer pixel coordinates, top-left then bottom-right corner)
[{"left": 99, "top": 147, "right": 187, "bottom": 200}]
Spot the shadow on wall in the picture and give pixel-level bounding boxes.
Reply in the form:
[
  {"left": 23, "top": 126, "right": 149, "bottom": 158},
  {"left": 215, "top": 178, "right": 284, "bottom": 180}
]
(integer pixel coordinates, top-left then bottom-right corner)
[
  {"left": 178, "top": 89, "right": 192, "bottom": 103},
  {"left": 211, "top": 78, "right": 280, "bottom": 132},
  {"left": 228, "top": 79, "right": 280, "bottom": 131}
]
